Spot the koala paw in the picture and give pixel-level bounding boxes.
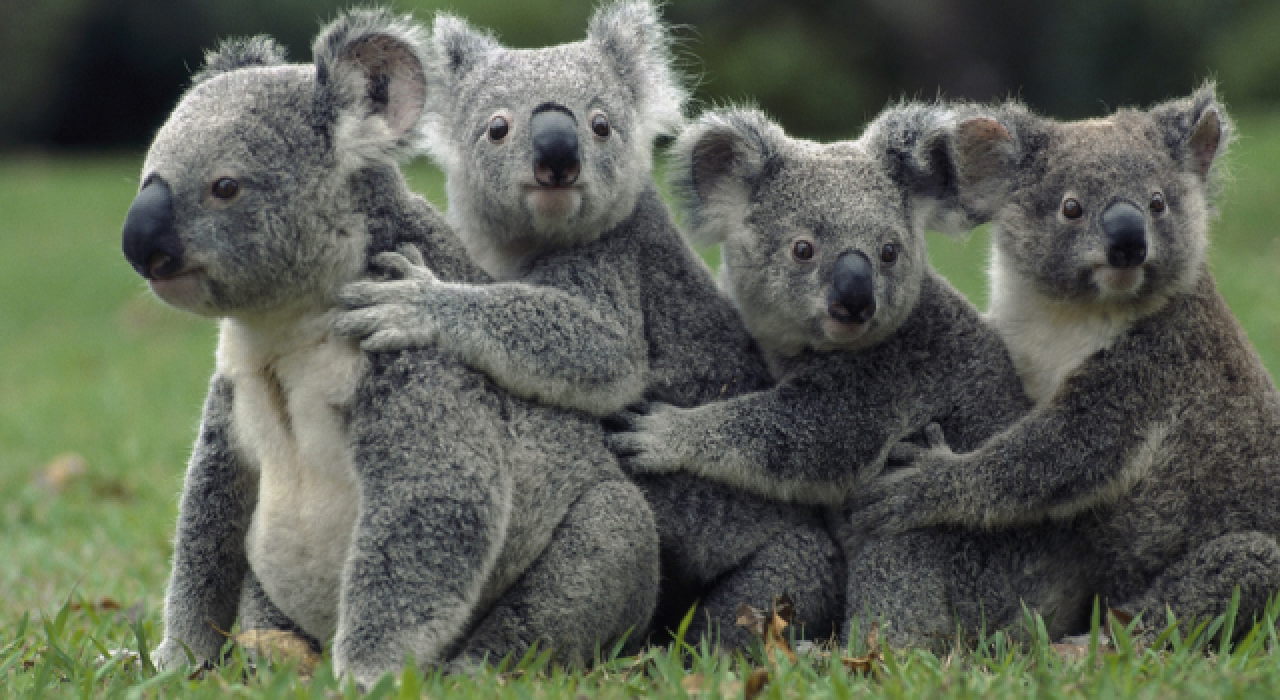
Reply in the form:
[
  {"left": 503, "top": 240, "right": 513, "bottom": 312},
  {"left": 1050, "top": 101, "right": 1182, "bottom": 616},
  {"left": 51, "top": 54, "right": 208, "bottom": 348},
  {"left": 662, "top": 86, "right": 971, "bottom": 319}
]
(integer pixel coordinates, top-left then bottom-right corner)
[
  {"left": 602, "top": 402, "right": 686, "bottom": 475},
  {"left": 846, "top": 424, "right": 955, "bottom": 537},
  {"left": 150, "top": 638, "right": 195, "bottom": 672},
  {"left": 334, "top": 245, "right": 443, "bottom": 353}
]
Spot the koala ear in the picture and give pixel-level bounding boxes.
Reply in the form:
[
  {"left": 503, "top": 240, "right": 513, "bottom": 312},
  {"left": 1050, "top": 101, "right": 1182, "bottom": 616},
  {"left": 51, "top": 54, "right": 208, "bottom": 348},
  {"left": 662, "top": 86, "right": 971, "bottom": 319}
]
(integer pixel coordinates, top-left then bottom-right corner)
[
  {"left": 867, "top": 104, "right": 977, "bottom": 234},
  {"left": 587, "top": 0, "right": 687, "bottom": 139},
  {"left": 313, "top": 8, "right": 429, "bottom": 164},
  {"left": 941, "top": 108, "right": 1030, "bottom": 226},
  {"left": 428, "top": 13, "right": 502, "bottom": 85},
  {"left": 669, "top": 108, "right": 785, "bottom": 245},
  {"left": 1151, "top": 83, "right": 1230, "bottom": 180},
  {"left": 192, "top": 35, "right": 287, "bottom": 86}
]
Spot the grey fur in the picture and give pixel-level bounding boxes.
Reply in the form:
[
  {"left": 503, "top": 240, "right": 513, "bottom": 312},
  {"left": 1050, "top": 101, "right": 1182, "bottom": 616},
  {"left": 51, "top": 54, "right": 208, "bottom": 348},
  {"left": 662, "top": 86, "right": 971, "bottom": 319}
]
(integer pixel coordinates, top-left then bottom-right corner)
[
  {"left": 334, "top": 1, "right": 841, "bottom": 649},
  {"left": 611, "top": 105, "right": 1086, "bottom": 646},
  {"left": 138, "top": 9, "right": 657, "bottom": 686},
  {"left": 852, "top": 85, "right": 1280, "bottom": 639}
]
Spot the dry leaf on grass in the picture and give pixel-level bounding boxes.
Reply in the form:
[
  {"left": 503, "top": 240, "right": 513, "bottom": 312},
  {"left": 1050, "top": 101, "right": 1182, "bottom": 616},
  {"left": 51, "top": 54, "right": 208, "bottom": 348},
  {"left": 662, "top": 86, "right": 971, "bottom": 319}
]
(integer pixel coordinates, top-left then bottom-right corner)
[
  {"left": 232, "top": 629, "right": 321, "bottom": 675},
  {"left": 70, "top": 597, "right": 122, "bottom": 612},
  {"left": 839, "top": 619, "right": 883, "bottom": 674},
  {"left": 744, "top": 667, "right": 771, "bottom": 699},
  {"left": 736, "top": 594, "right": 798, "bottom": 664},
  {"left": 33, "top": 453, "right": 87, "bottom": 493},
  {"left": 681, "top": 673, "right": 744, "bottom": 699}
]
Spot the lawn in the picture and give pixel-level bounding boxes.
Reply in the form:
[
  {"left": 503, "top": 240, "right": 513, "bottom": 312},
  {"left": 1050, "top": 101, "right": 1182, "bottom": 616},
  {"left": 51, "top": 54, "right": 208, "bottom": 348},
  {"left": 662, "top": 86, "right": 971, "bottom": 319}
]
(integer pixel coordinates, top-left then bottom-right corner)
[{"left": 4, "top": 111, "right": 1280, "bottom": 697}]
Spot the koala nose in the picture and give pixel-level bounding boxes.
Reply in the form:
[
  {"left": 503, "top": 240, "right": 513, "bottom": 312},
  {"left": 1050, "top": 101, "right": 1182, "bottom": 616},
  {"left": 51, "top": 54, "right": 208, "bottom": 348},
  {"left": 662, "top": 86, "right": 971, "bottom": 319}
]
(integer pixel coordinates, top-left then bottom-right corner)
[
  {"left": 1102, "top": 201, "right": 1147, "bottom": 269},
  {"left": 828, "top": 251, "right": 877, "bottom": 324},
  {"left": 122, "top": 178, "right": 183, "bottom": 280},
  {"left": 531, "top": 107, "right": 581, "bottom": 187}
]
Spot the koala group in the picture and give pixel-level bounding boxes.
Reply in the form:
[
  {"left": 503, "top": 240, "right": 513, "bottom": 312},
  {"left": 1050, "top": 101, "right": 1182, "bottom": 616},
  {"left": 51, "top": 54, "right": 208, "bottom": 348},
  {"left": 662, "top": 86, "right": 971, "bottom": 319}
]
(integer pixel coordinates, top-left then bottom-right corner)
[{"left": 127, "top": 0, "right": 1280, "bottom": 681}]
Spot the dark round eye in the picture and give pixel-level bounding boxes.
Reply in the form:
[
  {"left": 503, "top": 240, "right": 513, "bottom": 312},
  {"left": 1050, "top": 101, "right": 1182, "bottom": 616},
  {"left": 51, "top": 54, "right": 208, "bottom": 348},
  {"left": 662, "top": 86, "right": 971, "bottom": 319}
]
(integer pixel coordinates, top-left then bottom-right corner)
[
  {"left": 488, "top": 115, "right": 509, "bottom": 142},
  {"left": 1062, "top": 198, "right": 1083, "bottom": 219},
  {"left": 591, "top": 113, "right": 611, "bottom": 139},
  {"left": 880, "top": 243, "right": 899, "bottom": 265},
  {"left": 1150, "top": 192, "right": 1166, "bottom": 213},
  {"left": 792, "top": 239, "right": 815, "bottom": 261},
  {"left": 211, "top": 177, "right": 239, "bottom": 200}
]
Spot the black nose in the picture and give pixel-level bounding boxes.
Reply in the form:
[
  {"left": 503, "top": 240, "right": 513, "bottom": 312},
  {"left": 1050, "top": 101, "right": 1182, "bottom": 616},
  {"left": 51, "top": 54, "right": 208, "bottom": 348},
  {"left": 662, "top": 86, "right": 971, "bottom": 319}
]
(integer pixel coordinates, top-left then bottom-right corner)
[
  {"left": 122, "top": 178, "right": 182, "bottom": 280},
  {"left": 1102, "top": 201, "right": 1147, "bottom": 269},
  {"left": 531, "top": 107, "right": 580, "bottom": 187},
  {"left": 828, "top": 251, "right": 877, "bottom": 324}
]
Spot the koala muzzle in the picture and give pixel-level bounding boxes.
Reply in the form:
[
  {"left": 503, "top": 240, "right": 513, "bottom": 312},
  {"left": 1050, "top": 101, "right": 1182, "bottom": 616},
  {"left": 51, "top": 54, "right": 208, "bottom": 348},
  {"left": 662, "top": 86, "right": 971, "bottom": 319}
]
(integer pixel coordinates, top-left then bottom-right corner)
[
  {"left": 828, "top": 251, "right": 877, "bottom": 324},
  {"left": 531, "top": 107, "right": 581, "bottom": 187},
  {"left": 122, "top": 178, "right": 183, "bottom": 280},
  {"left": 1102, "top": 201, "right": 1147, "bottom": 269}
]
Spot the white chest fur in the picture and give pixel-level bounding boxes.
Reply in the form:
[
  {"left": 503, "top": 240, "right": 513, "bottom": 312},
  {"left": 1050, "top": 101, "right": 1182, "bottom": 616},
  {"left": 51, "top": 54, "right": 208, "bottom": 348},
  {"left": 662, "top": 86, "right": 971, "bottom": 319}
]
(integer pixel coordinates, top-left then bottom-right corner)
[
  {"left": 217, "top": 313, "right": 368, "bottom": 641},
  {"left": 988, "top": 253, "right": 1139, "bottom": 406}
]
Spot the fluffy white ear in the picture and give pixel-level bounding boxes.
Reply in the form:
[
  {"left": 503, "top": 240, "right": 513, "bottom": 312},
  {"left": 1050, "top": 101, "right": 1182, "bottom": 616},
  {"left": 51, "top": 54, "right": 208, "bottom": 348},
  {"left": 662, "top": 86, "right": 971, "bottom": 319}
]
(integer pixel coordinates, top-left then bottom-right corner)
[
  {"left": 313, "top": 8, "right": 429, "bottom": 165},
  {"left": 668, "top": 108, "right": 785, "bottom": 245},
  {"left": 587, "top": 0, "right": 687, "bottom": 140},
  {"left": 1150, "top": 82, "right": 1231, "bottom": 180},
  {"left": 428, "top": 13, "right": 501, "bottom": 86}
]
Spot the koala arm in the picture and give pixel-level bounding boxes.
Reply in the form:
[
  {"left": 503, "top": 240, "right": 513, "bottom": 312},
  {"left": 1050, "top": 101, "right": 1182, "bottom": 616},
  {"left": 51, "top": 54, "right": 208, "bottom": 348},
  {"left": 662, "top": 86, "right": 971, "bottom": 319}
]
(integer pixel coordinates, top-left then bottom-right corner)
[
  {"left": 333, "top": 352, "right": 513, "bottom": 685},
  {"left": 847, "top": 346, "right": 1173, "bottom": 536},
  {"left": 155, "top": 376, "right": 257, "bottom": 670},
  {"left": 336, "top": 249, "right": 649, "bottom": 417},
  {"left": 606, "top": 375, "right": 912, "bottom": 506}
]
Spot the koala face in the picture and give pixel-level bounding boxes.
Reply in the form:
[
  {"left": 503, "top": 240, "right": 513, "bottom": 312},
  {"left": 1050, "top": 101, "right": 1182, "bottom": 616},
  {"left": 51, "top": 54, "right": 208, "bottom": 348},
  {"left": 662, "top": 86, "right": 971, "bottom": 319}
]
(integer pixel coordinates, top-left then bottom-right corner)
[
  {"left": 121, "top": 12, "right": 429, "bottom": 318},
  {"left": 952, "top": 87, "right": 1227, "bottom": 308},
  {"left": 671, "top": 106, "right": 960, "bottom": 356},
  {"left": 422, "top": 1, "right": 685, "bottom": 249}
]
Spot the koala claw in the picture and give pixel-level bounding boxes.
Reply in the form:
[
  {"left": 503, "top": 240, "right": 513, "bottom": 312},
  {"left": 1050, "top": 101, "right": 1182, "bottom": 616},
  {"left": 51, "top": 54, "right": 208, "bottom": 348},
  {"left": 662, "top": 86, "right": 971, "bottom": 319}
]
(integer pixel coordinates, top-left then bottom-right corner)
[
  {"left": 602, "top": 402, "right": 683, "bottom": 475},
  {"left": 845, "top": 467, "right": 927, "bottom": 538}
]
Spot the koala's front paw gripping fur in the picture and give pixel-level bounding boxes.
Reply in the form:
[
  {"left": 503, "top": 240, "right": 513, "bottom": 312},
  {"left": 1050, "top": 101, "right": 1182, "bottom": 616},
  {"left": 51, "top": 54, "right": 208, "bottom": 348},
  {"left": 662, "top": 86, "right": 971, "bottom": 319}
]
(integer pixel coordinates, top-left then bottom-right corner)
[
  {"left": 845, "top": 424, "right": 956, "bottom": 538},
  {"left": 603, "top": 402, "right": 691, "bottom": 475},
  {"left": 336, "top": 245, "right": 444, "bottom": 354}
]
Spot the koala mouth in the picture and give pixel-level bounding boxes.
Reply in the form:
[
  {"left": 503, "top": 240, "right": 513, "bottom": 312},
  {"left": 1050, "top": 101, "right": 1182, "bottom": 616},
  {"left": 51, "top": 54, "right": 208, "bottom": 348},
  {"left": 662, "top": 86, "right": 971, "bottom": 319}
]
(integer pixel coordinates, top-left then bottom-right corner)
[
  {"left": 524, "top": 185, "right": 583, "bottom": 221},
  {"left": 820, "top": 316, "right": 872, "bottom": 343},
  {"left": 1093, "top": 265, "right": 1145, "bottom": 296}
]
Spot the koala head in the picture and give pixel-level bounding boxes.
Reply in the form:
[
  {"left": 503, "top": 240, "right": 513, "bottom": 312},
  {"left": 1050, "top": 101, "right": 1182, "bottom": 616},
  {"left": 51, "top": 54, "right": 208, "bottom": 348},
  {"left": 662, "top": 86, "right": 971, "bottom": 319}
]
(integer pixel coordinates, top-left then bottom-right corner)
[
  {"left": 121, "top": 9, "right": 429, "bottom": 319},
  {"left": 421, "top": 0, "right": 685, "bottom": 251},
  {"left": 950, "top": 85, "right": 1229, "bottom": 309},
  {"left": 670, "top": 105, "right": 965, "bottom": 356}
]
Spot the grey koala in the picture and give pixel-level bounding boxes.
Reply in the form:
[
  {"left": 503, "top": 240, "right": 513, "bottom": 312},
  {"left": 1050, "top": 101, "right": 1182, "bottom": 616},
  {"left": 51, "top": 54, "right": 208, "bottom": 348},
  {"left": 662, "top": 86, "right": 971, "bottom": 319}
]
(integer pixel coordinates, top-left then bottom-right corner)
[
  {"left": 851, "top": 85, "right": 1280, "bottom": 640},
  {"left": 122, "top": 10, "right": 658, "bottom": 685},
  {"left": 334, "top": 1, "right": 842, "bottom": 648},
  {"left": 606, "top": 105, "right": 1093, "bottom": 646}
]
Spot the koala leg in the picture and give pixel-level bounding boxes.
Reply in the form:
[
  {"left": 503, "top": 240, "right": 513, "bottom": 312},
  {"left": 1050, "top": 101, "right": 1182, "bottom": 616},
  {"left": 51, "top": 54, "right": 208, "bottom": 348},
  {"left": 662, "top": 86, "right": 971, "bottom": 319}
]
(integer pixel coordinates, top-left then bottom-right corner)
[
  {"left": 1118, "top": 531, "right": 1280, "bottom": 642},
  {"left": 452, "top": 479, "right": 660, "bottom": 669},
  {"left": 691, "top": 519, "right": 844, "bottom": 652},
  {"left": 845, "top": 526, "right": 1092, "bottom": 652},
  {"left": 237, "top": 567, "right": 323, "bottom": 654}
]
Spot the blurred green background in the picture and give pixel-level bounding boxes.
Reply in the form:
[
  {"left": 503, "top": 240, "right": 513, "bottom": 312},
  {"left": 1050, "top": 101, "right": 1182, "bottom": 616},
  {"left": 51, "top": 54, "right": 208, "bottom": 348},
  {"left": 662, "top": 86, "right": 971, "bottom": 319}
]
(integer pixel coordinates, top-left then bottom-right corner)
[
  {"left": 3, "top": 0, "right": 1280, "bottom": 149},
  {"left": 3, "top": 0, "right": 1280, "bottom": 623}
]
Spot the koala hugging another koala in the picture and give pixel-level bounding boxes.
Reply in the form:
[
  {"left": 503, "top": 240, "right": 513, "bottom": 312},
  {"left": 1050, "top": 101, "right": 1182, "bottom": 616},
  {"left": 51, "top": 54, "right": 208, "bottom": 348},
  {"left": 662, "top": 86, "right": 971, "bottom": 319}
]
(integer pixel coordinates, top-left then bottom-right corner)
[
  {"left": 120, "top": 10, "right": 659, "bottom": 685},
  {"left": 858, "top": 86, "right": 1280, "bottom": 641},
  {"left": 334, "top": 0, "right": 843, "bottom": 648},
  {"left": 606, "top": 105, "right": 1093, "bottom": 646}
]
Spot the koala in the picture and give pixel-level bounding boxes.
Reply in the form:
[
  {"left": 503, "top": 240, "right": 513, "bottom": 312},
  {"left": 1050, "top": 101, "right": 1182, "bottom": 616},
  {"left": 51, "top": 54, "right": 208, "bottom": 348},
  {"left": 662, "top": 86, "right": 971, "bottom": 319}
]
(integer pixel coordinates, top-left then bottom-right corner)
[
  {"left": 121, "top": 11, "right": 658, "bottom": 685},
  {"left": 333, "top": 1, "right": 843, "bottom": 649},
  {"left": 604, "top": 105, "right": 1095, "bottom": 646},
  {"left": 852, "top": 85, "right": 1280, "bottom": 640}
]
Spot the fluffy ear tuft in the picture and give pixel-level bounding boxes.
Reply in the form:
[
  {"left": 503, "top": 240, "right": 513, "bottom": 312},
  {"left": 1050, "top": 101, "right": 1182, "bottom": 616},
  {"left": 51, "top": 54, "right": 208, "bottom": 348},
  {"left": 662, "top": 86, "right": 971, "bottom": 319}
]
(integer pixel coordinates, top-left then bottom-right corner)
[
  {"left": 428, "top": 13, "right": 502, "bottom": 85},
  {"left": 668, "top": 107, "right": 785, "bottom": 245},
  {"left": 1151, "top": 82, "right": 1231, "bottom": 181},
  {"left": 313, "top": 7, "right": 429, "bottom": 165},
  {"left": 588, "top": 0, "right": 687, "bottom": 141},
  {"left": 192, "top": 36, "right": 287, "bottom": 86}
]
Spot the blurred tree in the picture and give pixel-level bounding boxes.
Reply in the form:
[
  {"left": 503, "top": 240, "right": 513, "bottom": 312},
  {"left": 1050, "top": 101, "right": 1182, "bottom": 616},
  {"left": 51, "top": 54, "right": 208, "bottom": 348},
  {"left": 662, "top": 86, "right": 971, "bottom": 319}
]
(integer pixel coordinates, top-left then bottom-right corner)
[{"left": 0, "top": 0, "right": 1277, "bottom": 150}]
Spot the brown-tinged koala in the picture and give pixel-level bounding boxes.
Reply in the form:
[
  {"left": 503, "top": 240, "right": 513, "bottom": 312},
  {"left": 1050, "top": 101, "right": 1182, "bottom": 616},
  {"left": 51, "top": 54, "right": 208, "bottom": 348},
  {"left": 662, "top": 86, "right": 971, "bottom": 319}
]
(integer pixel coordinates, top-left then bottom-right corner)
[
  {"left": 852, "top": 85, "right": 1280, "bottom": 640},
  {"left": 605, "top": 105, "right": 1095, "bottom": 646},
  {"left": 332, "top": 1, "right": 842, "bottom": 649},
  {"left": 122, "top": 10, "right": 658, "bottom": 685}
]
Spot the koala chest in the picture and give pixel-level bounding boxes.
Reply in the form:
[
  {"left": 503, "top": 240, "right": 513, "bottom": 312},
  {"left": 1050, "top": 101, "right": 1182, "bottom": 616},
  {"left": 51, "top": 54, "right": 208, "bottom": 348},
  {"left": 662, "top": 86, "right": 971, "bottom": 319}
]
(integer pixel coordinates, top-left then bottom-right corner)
[{"left": 219, "top": 318, "right": 369, "bottom": 642}]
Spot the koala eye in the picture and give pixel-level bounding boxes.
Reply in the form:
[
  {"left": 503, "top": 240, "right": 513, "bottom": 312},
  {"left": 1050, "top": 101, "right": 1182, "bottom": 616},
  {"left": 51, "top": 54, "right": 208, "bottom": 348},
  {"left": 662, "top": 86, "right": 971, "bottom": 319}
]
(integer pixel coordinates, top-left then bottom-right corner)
[
  {"left": 590, "top": 112, "right": 611, "bottom": 140},
  {"left": 211, "top": 177, "right": 239, "bottom": 200},
  {"left": 791, "top": 239, "right": 816, "bottom": 262},
  {"left": 488, "top": 115, "right": 510, "bottom": 143},
  {"left": 1062, "top": 198, "right": 1083, "bottom": 220},
  {"left": 1150, "top": 192, "right": 1166, "bottom": 213},
  {"left": 880, "top": 243, "right": 899, "bottom": 265}
]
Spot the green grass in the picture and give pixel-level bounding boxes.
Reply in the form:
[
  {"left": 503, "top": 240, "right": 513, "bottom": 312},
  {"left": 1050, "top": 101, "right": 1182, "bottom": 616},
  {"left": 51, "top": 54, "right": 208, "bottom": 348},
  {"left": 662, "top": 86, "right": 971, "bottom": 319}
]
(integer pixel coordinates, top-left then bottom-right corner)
[{"left": 4, "top": 111, "right": 1280, "bottom": 696}]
